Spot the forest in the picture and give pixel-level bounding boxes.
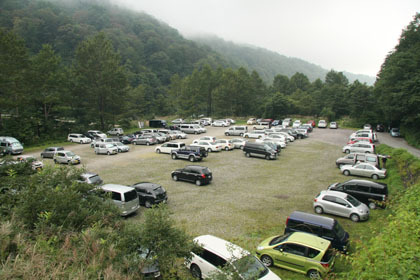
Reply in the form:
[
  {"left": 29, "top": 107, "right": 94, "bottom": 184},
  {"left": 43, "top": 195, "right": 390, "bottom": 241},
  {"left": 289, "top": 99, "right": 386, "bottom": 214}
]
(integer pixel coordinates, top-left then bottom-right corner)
[{"left": 0, "top": 0, "right": 419, "bottom": 147}]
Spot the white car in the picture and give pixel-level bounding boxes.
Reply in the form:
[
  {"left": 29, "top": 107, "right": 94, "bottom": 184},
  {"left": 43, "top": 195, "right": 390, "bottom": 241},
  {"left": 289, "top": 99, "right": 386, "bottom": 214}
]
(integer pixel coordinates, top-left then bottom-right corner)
[
  {"left": 340, "top": 163, "right": 387, "bottom": 179},
  {"left": 292, "top": 120, "right": 301, "bottom": 128},
  {"left": 67, "top": 133, "right": 92, "bottom": 144},
  {"left": 269, "top": 132, "right": 294, "bottom": 142},
  {"left": 215, "top": 139, "right": 234, "bottom": 151},
  {"left": 54, "top": 150, "right": 81, "bottom": 164},
  {"left": 186, "top": 235, "right": 281, "bottom": 280},
  {"left": 190, "top": 141, "right": 222, "bottom": 152},
  {"left": 87, "top": 130, "right": 107, "bottom": 139},
  {"left": 198, "top": 125, "right": 207, "bottom": 133},
  {"left": 243, "top": 130, "right": 266, "bottom": 139},
  {"left": 350, "top": 130, "right": 377, "bottom": 142},
  {"left": 169, "top": 130, "right": 187, "bottom": 139},
  {"left": 212, "top": 120, "right": 228, "bottom": 127},
  {"left": 257, "top": 138, "right": 286, "bottom": 149},
  {"left": 231, "top": 138, "right": 247, "bottom": 149},
  {"left": 318, "top": 120, "right": 327, "bottom": 128},
  {"left": 329, "top": 122, "right": 338, "bottom": 129},
  {"left": 247, "top": 118, "right": 257, "bottom": 125},
  {"left": 192, "top": 136, "right": 216, "bottom": 144},
  {"left": 155, "top": 142, "right": 186, "bottom": 154},
  {"left": 16, "top": 155, "right": 44, "bottom": 170},
  {"left": 172, "top": 118, "right": 184, "bottom": 124},
  {"left": 94, "top": 143, "right": 118, "bottom": 155}
]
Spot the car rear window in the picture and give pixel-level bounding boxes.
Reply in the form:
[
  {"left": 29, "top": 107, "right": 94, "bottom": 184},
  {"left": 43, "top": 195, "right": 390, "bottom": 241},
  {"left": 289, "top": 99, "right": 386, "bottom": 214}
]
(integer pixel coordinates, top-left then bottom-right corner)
[
  {"left": 124, "top": 190, "right": 138, "bottom": 202},
  {"left": 321, "top": 246, "right": 334, "bottom": 263}
]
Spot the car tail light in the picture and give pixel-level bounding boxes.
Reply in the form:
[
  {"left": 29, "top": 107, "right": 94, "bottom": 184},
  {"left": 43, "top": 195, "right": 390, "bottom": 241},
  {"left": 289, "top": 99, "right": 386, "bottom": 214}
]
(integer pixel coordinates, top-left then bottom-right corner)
[
  {"left": 201, "top": 174, "right": 206, "bottom": 178},
  {"left": 321, "top": 262, "right": 330, "bottom": 268},
  {"left": 285, "top": 216, "right": 289, "bottom": 225},
  {"left": 314, "top": 198, "right": 317, "bottom": 202}
]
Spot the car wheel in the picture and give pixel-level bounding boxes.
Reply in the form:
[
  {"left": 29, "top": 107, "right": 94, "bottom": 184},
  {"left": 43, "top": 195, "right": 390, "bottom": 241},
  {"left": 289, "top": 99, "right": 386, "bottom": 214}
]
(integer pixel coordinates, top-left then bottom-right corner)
[
  {"left": 225, "top": 132, "right": 229, "bottom": 136},
  {"left": 189, "top": 155, "right": 195, "bottom": 162},
  {"left": 54, "top": 159, "right": 57, "bottom": 164},
  {"left": 107, "top": 151, "right": 111, "bottom": 155},
  {"left": 67, "top": 160, "right": 70, "bottom": 164},
  {"left": 314, "top": 206, "right": 323, "bottom": 214},
  {"left": 265, "top": 154, "right": 270, "bottom": 160},
  {"left": 307, "top": 269, "right": 321, "bottom": 279},
  {"left": 345, "top": 149, "right": 350, "bottom": 154},
  {"left": 80, "top": 140, "right": 83, "bottom": 144},
  {"left": 41, "top": 154, "right": 44, "bottom": 158},
  {"left": 245, "top": 135, "right": 249, "bottom": 138},
  {"left": 240, "top": 145, "right": 244, "bottom": 150},
  {"left": 172, "top": 175, "right": 178, "bottom": 181},
  {"left": 368, "top": 202, "right": 377, "bottom": 209},
  {"left": 156, "top": 149, "right": 161, "bottom": 154},
  {"left": 190, "top": 264, "right": 202, "bottom": 279},
  {"left": 372, "top": 174, "right": 379, "bottom": 180},
  {"left": 225, "top": 146, "right": 229, "bottom": 151},
  {"left": 350, "top": 213, "right": 360, "bottom": 222},
  {"left": 95, "top": 150, "right": 98, "bottom": 154},
  {"left": 133, "top": 142, "right": 137, "bottom": 145},
  {"left": 240, "top": 133, "right": 244, "bottom": 137},
  {"left": 245, "top": 152, "right": 250, "bottom": 157},
  {"left": 116, "top": 133, "right": 120, "bottom": 137},
  {"left": 207, "top": 148, "right": 211, "bottom": 153},
  {"left": 343, "top": 170, "right": 350, "bottom": 176},
  {"left": 258, "top": 136, "right": 262, "bottom": 139},
  {"left": 260, "top": 255, "right": 273, "bottom": 267},
  {"left": 171, "top": 153, "right": 177, "bottom": 160},
  {"left": 70, "top": 139, "right": 73, "bottom": 142},
  {"left": 146, "top": 142, "right": 150, "bottom": 146},
  {"left": 145, "top": 200, "right": 152, "bottom": 208},
  {"left": 195, "top": 180, "right": 201, "bottom": 186},
  {"left": 194, "top": 131, "right": 198, "bottom": 135},
  {"left": 118, "top": 149, "right": 122, "bottom": 153},
  {"left": 338, "top": 163, "right": 343, "bottom": 168}
]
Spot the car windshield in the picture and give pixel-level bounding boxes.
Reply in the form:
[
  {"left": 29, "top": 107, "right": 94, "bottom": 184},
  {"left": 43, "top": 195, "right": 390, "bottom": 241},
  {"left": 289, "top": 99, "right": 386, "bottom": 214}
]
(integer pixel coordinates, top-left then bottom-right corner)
[
  {"left": 11, "top": 142, "right": 21, "bottom": 147},
  {"left": 232, "top": 255, "right": 269, "bottom": 279},
  {"left": 346, "top": 194, "right": 361, "bottom": 207},
  {"left": 66, "top": 152, "right": 75, "bottom": 157},
  {"left": 153, "top": 186, "right": 166, "bottom": 194},
  {"left": 88, "top": 175, "right": 102, "bottom": 184},
  {"left": 115, "top": 142, "right": 123, "bottom": 146},
  {"left": 269, "top": 233, "right": 291, "bottom": 246},
  {"left": 334, "top": 222, "right": 346, "bottom": 240},
  {"left": 392, "top": 128, "right": 399, "bottom": 132}
]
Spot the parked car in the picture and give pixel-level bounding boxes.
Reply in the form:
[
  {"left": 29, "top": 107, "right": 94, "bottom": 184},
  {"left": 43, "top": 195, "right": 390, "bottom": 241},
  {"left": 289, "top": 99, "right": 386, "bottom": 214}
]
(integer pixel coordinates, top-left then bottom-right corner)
[
  {"left": 271, "top": 120, "right": 280, "bottom": 126},
  {"left": 87, "top": 130, "right": 107, "bottom": 139},
  {"left": 132, "top": 135, "right": 157, "bottom": 146},
  {"left": 340, "top": 162, "right": 387, "bottom": 179},
  {"left": 215, "top": 139, "right": 234, "bottom": 151},
  {"left": 258, "top": 137, "right": 286, "bottom": 149},
  {"left": 299, "top": 124, "right": 313, "bottom": 132},
  {"left": 256, "top": 140, "right": 281, "bottom": 155},
  {"left": 77, "top": 172, "right": 103, "bottom": 185},
  {"left": 243, "top": 130, "right": 266, "bottom": 139},
  {"left": 40, "top": 146, "right": 64, "bottom": 158},
  {"left": 171, "top": 165, "right": 212, "bottom": 186},
  {"left": 179, "top": 124, "right": 203, "bottom": 134},
  {"left": 328, "top": 179, "right": 388, "bottom": 209},
  {"left": 168, "top": 130, "right": 187, "bottom": 139},
  {"left": 256, "top": 232, "right": 335, "bottom": 279},
  {"left": 313, "top": 190, "right": 370, "bottom": 222},
  {"left": 318, "top": 120, "right": 327, "bottom": 128},
  {"left": 158, "top": 129, "right": 176, "bottom": 140},
  {"left": 107, "top": 127, "right": 124, "bottom": 136},
  {"left": 243, "top": 142, "right": 277, "bottom": 160},
  {"left": 284, "top": 211, "right": 349, "bottom": 252},
  {"left": 16, "top": 155, "right": 43, "bottom": 170},
  {"left": 192, "top": 136, "right": 216, "bottom": 144},
  {"left": 94, "top": 143, "right": 118, "bottom": 155},
  {"left": 0, "top": 136, "right": 24, "bottom": 155},
  {"left": 282, "top": 119, "right": 291, "bottom": 127},
  {"left": 144, "top": 133, "right": 166, "bottom": 144},
  {"left": 292, "top": 120, "right": 302, "bottom": 128},
  {"left": 119, "top": 134, "right": 135, "bottom": 144},
  {"left": 187, "top": 235, "right": 281, "bottom": 280},
  {"left": 329, "top": 122, "right": 338, "bottom": 129},
  {"left": 390, "top": 127, "right": 400, "bottom": 137},
  {"left": 100, "top": 184, "right": 140, "bottom": 216},
  {"left": 271, "top": 130, "right": 295, "bottom": 142},
  {"left": 376, "top": 124, "right": 385, "bottom": 132},
  {"left": 67, "top": 133, "right": 92, "bottom": 144},
  {"left": 53, "top": 150, "right": 81, "bottom": 164},
  {"left": 336, "top": 153, "right": 380, "bottom": 168},
  {"left": 155, "top": 142, "right": 186, "bottom": 154},
  {"left": 190, "top": 141, "right": 222, "bottom": 152},
  {"left": 171, "top": 145, "right": 207, "bottom": 162},
  {"left": 342, "top": 143, "right": 375, "bottom": 154},
  {"left": 224, "top": 126, "right": 248, "bottom": 136},
  {"left": 113, "top": 142, "right": 130, "bottom": 152},
  {"left": 350, "top": 130, "right": 377, "bottom": 142},
  {"left": 172, "top": 118, "right": 184, "bottom": 124},
  {"left": 347, "top": 137, "right": 373, "bottom": 145},
  {"left": 295, "top": 128, "right": 308, "bottom": 138},
  {"left": 90, "top": 137, "right": 120, "bottom": 148},
  {"left": 212, "top": 120, "right": 229, "bottom": 127},
  {"left": 363, "top": 124, "right": 372, "bottom": 130},
  {"left": 230, "top": 138, "right": 247, "bottom": 149},
  {"left": 307, "top": 120, "right": 316, "bottom": 127},
  {"left": 149, "top": 119, "right": 168, "bottom": 128},
  {"left": 131, "top": 182, "right": 168, "bottom": 208}
]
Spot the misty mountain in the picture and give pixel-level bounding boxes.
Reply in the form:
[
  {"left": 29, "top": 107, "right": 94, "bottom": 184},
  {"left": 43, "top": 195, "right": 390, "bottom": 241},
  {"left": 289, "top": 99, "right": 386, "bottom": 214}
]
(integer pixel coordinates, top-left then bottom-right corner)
[{"left": 191, "top": 35, "right": 376, "bottom": 85}]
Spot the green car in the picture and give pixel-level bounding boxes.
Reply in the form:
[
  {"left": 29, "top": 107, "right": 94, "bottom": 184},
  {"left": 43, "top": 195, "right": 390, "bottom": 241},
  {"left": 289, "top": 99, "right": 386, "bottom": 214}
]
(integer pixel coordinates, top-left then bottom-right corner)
[{"left": 256, "top": 232, "right": 335, "bottom": 279}]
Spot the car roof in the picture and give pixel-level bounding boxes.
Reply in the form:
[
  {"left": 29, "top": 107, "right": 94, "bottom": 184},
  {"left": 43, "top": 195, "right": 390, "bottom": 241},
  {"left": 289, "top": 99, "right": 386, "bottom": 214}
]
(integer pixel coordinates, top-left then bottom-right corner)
[
  {"left": 287, "top": 232, "right": 331, "bottom": 251},
  {"left": 321, "top": 190, "right": 348, "bottom": 199},
  {"left": 343, "top": 179, "right": 386, "bottom": 188},
  {"left": 186, "top": 165, "right": 207, "bottom": 170},
  {"left": 101, "top": 184, "right": 134, "bottom": 193},
  {"left": 81, "top": 172, "right": 99, "bottom": 178},
  {"left": 289, "top": 211, "right": 335, "bottom": 229},
  {"left": 132, "top": 182, "right": 162, "bottom": 190},
  {"left": 194, "top": 235, "right": 248, "bottom": 260}
]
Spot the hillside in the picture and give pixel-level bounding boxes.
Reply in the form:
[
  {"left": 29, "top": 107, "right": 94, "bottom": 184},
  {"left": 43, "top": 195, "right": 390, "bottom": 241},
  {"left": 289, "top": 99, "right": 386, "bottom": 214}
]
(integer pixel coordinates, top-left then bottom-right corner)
[{"left": 191, "top": 35, "right": 376, "bottom": 85}]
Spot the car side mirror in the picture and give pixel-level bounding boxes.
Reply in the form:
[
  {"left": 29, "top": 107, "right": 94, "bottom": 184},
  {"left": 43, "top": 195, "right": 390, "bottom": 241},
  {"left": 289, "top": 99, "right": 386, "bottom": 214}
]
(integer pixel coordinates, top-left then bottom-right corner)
[{"left": 346, "top": 205, "right": 351, "bottom": 208}]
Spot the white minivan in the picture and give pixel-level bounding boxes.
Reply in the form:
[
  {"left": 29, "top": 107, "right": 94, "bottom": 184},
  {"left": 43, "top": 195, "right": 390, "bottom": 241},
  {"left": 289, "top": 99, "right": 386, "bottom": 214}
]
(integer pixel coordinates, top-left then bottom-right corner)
[
  {"left": 100, "top": 184, "right": 140, "bottom": 216},
  {"left": 187, "top": 235, "right": 281, "bottom": 279},
  {"left": 0, "top": 136, "right": 24, "bottom": 155}
]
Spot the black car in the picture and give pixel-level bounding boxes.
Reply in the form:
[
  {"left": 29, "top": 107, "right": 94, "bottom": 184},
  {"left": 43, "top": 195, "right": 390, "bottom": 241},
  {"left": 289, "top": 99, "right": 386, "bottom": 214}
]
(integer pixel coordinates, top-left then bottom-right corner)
[
  {"left": 119, "top": 134, "right": 135, "bottom": 144},
  {"left": 376, "top": 124, "right": 385, "bottom": 132},
  {"left": 328, "top": 179, "right": 388, "bottom": 209},
  {"left": 131, "top": 182, "right": 168, "bottom": 208},
  {"left": 83, "top": 131, "right": 98, "bottom": 140},
  {"left": 171, "top": 165, "right": 212, "bottom": 186},
  {"left": 243, "top": 142, "right": 277, "bottom": 160},
  {"left": 171, "top": 146, "right": 207, "bottom": 162},
  {"left": 40, "top": 146, "right": 64, "bottom": 158}
]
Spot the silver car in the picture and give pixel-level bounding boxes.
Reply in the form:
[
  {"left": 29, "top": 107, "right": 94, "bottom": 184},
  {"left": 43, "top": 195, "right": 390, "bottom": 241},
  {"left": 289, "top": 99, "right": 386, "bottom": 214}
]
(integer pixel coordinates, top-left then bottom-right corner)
[
  {"left": 132, "top": 135, "right": 157, "bottom": 146},
  {"left": 313, "top": 190, "right": 370, "bottom": 222},
  {"left": 94, "top": 143, "right": 118, "bottom": 155},
  {"left": 340, "top": 162, "right": 386, "bottom": 180},
  {"left": 342, "top": 143, "right": 375, "bottom": 154},
  {"left": 230, "top": 138, "right": 247, "bottom": 149},
  {"left": 113, "top": 142, "right": 130, "bottom": 153},
  {"left": 53, "top": 150, "right": 81, "bottom": 164}
]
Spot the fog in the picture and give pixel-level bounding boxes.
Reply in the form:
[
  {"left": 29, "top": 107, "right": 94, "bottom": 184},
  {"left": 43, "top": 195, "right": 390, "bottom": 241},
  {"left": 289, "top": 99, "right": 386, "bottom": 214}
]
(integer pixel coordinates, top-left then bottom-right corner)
[{"left": 112, "top": 0, "right": 419, "bottom": 77}]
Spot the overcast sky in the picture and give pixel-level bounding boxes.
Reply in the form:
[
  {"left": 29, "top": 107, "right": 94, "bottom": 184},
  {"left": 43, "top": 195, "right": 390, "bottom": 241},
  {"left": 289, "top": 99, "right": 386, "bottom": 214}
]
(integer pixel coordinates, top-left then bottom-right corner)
[{"left": 113, "top": 0, "right": 419, "bottom": 77}]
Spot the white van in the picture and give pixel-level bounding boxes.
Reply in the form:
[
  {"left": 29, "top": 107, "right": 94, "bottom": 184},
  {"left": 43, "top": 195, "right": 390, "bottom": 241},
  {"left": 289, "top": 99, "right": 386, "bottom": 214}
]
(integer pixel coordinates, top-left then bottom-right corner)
[
  {"left": 179, "top": 124, "right": 202, "bottom": 134},
  {"left": 100, "top": 184, "right": 140, "bottom": 216},
  {"left": 67, "top": 133, "right": 92, "bottom": 144},
  {"left": 224, "top": 126, "right": 248, "bottom": 136},
  {"left": 0, "top": 136, "right": 24, "bottom": 155}
]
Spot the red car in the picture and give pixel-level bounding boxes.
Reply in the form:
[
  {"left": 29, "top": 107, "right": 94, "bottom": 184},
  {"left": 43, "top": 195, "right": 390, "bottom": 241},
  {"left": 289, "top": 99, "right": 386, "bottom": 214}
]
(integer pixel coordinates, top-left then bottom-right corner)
[
  {"left": 347, "top": 137, "right": 374, "bottom": 145},
  {"left": 307, "top": 120, "right": 316, "bottom": 127}
]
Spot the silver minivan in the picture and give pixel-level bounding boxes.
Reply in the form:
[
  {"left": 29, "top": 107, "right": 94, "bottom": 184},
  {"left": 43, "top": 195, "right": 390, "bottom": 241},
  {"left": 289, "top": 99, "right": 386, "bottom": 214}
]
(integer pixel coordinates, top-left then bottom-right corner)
[
  {"left": 94, "top": 143, "right": 118, "bottom": 155},
  {"left": 0, "top": 136, "right": 24, "bottom": 155},
  {"left": 180, "top": 124, "right": 202, "bottom": 134},
  {"left": 100, "top": 184, "right": 140, "bottom": 216},
  {"left": 313, "top": 190, "right": 370, "bottom": 222},
  {"left": 224, "top": 126, "right": 248, "bottom": 136}
]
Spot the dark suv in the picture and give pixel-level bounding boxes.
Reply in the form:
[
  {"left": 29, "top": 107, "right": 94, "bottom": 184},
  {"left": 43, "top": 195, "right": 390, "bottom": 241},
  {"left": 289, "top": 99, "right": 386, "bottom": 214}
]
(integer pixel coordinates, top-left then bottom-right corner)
[
  {"left": 131, "top": 182, "right": 168, "bottom": 208},
  {"left": 171, "top": 145, "right": 207, "bottom": 162},
  {"left": 328, "top": 179, "right": 388, "bottom": 209},
  {"left": 171, "top": 165, "right": 212, "bottom": 186}
]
